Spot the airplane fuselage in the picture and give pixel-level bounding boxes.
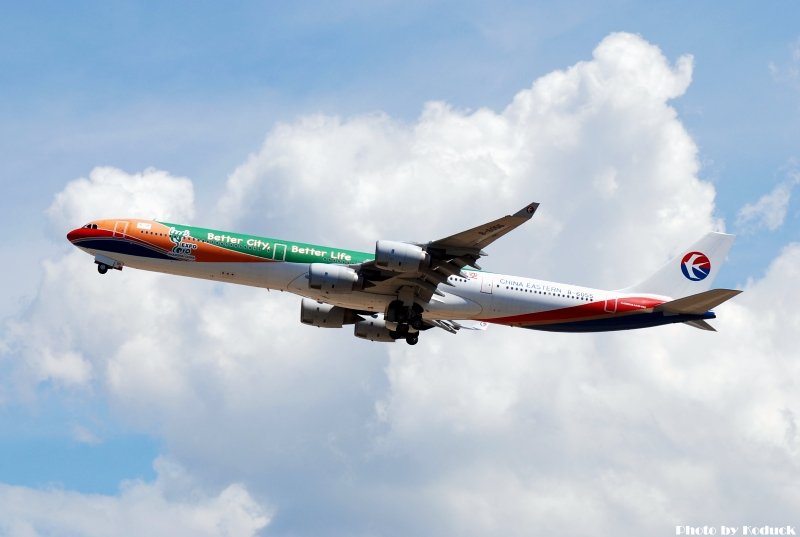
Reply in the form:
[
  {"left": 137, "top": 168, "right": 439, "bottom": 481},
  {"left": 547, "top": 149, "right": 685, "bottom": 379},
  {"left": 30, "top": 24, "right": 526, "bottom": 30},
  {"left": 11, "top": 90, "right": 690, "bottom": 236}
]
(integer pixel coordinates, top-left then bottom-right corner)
[{"left": 67, "top": 218, "right": 717, "bottom": 336}]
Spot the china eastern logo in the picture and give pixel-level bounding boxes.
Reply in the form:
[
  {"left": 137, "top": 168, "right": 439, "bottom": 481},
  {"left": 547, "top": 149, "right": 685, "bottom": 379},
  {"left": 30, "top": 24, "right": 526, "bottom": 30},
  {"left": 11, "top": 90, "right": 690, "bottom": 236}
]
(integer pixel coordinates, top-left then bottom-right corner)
[{"left": 681, "top": 251, "right": 711, "bottom": 281}]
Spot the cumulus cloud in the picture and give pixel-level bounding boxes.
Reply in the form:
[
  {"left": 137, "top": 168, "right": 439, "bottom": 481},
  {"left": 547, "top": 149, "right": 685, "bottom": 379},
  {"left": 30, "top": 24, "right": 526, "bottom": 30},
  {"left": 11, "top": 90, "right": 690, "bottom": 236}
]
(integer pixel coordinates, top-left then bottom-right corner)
[
  {"left": 736, "top": 175, "right": 799, "bottom": 232},
  {"left": 372, "top": 243, "right": 800, "bottom": 534},
  {"left": 2, "top": 167, "right": 197, "bottom": 400},
  {"left": 0, "top": 458, "right": 269, "bottom": 537},
  {"left": 2, "top": 32, "right": 799, "bottom": 536},
  {"left": 47, "top": 166, "right": 195, "bottom": 233},
  {"left": 216, "top": 32, "right": 711, "bottom": 288}
]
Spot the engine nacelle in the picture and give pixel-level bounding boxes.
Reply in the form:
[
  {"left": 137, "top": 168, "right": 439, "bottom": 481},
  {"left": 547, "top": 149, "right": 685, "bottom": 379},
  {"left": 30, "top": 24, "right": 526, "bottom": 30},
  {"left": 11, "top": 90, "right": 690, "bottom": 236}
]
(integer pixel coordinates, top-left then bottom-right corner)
[
  {"left": 308, "top": 263, "right": 358, "bottom": 293},
  {"left": 354, "top": 318, "right": 397, "bottom": 342},
  {"left": 300, "top": 298, "right": 359, "bottom": 328},
  {"left": 374, "top": 240, "right": 428, "bottom": 272}
]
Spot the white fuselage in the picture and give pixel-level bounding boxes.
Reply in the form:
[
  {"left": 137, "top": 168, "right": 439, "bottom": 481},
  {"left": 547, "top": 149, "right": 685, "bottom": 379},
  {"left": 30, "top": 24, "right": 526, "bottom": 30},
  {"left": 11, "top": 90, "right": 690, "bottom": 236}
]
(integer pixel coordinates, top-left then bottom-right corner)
[{"left": 77, "top": 246, "right": 649, "bottom": 323}]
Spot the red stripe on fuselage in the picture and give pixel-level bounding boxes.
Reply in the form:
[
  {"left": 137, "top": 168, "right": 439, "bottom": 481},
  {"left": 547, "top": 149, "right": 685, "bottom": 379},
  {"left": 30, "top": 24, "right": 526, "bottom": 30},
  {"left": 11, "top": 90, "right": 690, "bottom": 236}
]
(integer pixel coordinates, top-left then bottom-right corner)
[{"left": 488, "top": 296, "right": 666, "bottom": 327}]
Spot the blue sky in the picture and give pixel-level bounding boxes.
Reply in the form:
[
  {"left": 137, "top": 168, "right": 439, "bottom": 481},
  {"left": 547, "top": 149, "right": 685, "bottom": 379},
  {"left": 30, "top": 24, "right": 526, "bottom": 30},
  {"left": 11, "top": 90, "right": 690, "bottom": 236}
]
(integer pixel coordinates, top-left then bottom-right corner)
[
  {"left": 2, "top": 2, "right": 798, "bottom": 284},
  {"left": 1, "top": 2, "right": 799, "bottom": 535}
]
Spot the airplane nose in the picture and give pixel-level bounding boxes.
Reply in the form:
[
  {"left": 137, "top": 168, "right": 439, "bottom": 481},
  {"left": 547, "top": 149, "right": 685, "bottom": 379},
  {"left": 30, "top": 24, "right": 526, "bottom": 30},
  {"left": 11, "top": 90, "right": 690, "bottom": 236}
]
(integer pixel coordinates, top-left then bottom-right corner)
[{"left": 67, "top": 228, "right": 81, "bottom": 243}]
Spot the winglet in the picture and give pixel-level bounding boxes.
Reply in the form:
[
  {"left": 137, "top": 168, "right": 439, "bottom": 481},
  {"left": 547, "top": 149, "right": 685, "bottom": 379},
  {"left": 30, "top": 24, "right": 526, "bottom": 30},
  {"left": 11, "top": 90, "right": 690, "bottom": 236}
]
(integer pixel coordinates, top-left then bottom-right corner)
[{"left": 513, "top": 202, "right": 540, "bottom": 219}]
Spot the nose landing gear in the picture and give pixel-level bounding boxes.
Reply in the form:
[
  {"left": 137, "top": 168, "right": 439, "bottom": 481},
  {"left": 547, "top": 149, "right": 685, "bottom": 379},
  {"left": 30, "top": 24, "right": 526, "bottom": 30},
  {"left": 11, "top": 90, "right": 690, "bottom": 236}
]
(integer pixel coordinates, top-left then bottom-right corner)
[{"left": 93, "top": 255, "right": 123, "bottom": 274}]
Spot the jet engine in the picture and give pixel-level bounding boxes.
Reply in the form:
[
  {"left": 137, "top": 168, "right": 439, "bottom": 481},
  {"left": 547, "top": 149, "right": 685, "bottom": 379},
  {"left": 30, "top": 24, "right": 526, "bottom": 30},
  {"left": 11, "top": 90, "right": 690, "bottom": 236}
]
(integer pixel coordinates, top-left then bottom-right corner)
[
  {"left": 300, "top": 298, "right": 360, "bottom": 328},
  {"left": 308, "top": 263, "right": 358, "bottom": 293},
  {"left": 374, "top": 240, "right": 428, "bottom": 272},
  {"left": 354, "top": 317, "right": 397, "bottom": 342}
]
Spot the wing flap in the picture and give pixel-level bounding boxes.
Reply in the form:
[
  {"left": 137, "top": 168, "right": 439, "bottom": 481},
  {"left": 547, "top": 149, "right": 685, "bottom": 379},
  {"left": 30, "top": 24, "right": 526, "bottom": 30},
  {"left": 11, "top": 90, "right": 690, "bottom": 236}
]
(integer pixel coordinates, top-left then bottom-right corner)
[
  {"left": 452, "top": 319, "right": 489, "bottom": 331},
  {"left": 424, "top": 318, "right": 490, "bottom": 334}
]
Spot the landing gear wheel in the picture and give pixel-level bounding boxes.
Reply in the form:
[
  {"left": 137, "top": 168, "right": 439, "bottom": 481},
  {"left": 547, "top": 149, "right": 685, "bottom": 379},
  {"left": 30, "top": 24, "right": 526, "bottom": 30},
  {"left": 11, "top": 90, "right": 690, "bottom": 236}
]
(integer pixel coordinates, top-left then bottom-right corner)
[
  {"left": 386, "top": 300, "right": 409, "bottom": 323},
  {"left": 97, "top": 263, "right": 108, "bottom": 274},
  {"left": 406, "top": 335, "right": 418, "bottom": 345},
  {"left": 409, "top": 303, "right": 424, "bottom": 329}
]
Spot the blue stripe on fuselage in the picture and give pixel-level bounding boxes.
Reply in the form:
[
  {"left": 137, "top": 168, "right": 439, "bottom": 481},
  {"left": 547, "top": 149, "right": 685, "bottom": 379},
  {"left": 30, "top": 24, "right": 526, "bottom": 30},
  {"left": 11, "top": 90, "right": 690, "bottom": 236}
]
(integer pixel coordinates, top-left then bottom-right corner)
[
  {"left": 72, "top": 237, "right": 175, "bottom": 260},
  {"left": 525, "top": 311, "right": 716, "bottom": 333}
]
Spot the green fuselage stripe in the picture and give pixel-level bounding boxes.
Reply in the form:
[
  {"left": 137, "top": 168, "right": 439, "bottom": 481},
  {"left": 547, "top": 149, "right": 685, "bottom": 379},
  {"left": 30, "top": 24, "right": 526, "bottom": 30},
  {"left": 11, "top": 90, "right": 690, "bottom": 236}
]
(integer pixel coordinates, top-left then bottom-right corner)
[{"left": 159, "top": 221, "right": 374, "bottom": 265}]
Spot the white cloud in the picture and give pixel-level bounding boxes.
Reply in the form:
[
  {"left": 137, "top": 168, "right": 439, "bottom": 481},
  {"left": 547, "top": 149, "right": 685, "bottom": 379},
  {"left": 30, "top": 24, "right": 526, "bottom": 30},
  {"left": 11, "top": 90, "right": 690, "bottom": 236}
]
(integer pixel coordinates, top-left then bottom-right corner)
[
  {"left": 736, "top": 175, "right": 798, "bottom": 232},
  {"left": 0, "top": 458, "right": 270, "bottom": 537},
  {"left": 371, "top": 243, "right": 800, "bottom": 534},
  {"left": 3, "top": 32, "right": 799, "bottom": 536},
  {"left": 769, "top": 37, "right": 800, "bottom": 88},
  {"left": 2, "top": 167, "right": 196, "bottom": 401},
  {"left": 216, "top": 32, "right": 711, "bottom": 289},
  {"left": 47, "top": 166, "right": 195, "bottom": 234},
  {"left": 71, "top": 424, "right": 102, "bottom": 445}
]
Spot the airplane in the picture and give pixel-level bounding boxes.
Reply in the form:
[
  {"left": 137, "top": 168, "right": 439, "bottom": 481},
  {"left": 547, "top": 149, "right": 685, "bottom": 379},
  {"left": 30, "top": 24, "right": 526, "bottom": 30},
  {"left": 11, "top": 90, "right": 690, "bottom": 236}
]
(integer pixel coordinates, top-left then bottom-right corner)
[{"left": 66, "top": 202, "right": 741, "bottom": 345}]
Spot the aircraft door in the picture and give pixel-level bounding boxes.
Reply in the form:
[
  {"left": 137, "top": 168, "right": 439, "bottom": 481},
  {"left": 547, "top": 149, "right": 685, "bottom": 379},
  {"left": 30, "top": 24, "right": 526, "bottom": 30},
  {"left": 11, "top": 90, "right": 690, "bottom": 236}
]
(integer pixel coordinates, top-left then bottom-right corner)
[
  {"left": 272, "top": 243, "right": 287, "bottom": 261},
  {"left": 604, "top": 298, "right": 617, "bottom": 313},
  {"left": 113, "top": 221, "right": 129, "bottom": 237},
  {"left": 480, "top": 275, "right": 493, "bottom": 294}
]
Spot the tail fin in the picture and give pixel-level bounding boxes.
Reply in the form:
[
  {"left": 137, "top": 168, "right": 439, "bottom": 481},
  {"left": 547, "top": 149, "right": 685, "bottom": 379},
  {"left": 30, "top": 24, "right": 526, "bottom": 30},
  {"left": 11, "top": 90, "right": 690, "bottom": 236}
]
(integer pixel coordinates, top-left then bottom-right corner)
[{"left": 621, "top": 232, "right": 736, "bottom": 298}]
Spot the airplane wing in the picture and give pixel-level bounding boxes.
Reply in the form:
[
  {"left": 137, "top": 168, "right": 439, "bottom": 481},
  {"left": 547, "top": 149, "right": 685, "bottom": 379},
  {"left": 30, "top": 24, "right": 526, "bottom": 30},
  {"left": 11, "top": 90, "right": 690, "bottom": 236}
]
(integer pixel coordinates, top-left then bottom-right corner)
[
  {"left": 356, "top": 202, "right": 539, "bottom": 302},
  {"left": 426, "top": 202, "right": 540, "bottom": 258}
]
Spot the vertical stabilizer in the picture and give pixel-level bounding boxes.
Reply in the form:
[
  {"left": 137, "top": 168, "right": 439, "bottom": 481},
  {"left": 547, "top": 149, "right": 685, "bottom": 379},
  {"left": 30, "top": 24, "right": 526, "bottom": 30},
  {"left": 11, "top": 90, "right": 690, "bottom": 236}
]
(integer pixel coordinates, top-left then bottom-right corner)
[{"left": 620, "top": 232, "right": 735, "bottom": 298}]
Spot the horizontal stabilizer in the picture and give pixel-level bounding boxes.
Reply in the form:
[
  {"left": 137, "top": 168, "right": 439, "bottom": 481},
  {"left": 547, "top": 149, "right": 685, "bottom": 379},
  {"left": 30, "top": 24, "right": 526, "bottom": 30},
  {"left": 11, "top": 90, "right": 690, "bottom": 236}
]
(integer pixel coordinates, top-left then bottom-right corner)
[
  {"left": 655, "top": 288, "right": 742, "bottom": 315},
  {"left": 684, "top": 319, "right": 717, "bottom": 331}
]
